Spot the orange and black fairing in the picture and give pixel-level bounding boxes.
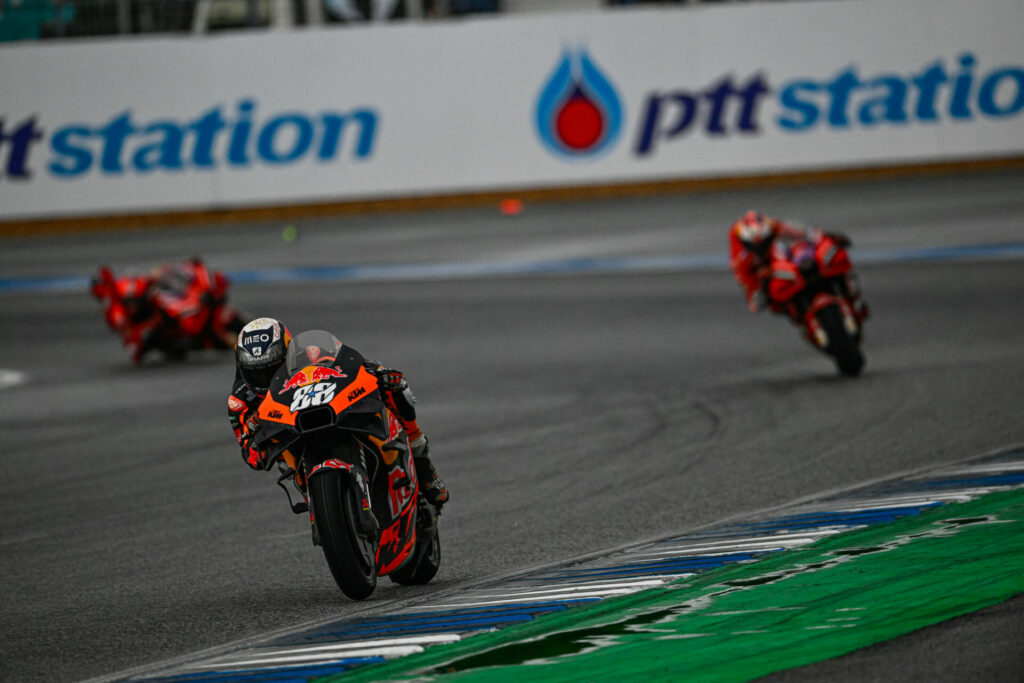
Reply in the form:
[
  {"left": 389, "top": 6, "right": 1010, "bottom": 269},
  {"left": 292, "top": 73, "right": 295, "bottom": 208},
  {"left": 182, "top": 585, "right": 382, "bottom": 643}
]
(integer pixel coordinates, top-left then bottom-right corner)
[
  {"left": 249, "top": 330, "right": 423, "bottom": 582},
  {"left": 257, "top": 341, "right": 385, "bottom": 434},
  {"left": 252, "top": 333, "right": 384, "bottom": 467},
  {"left": 376, "top": 455, "right": 418, "bottom": 575},
  {"left": 377, "top": 494, "right": 418, "bottom": 575}
]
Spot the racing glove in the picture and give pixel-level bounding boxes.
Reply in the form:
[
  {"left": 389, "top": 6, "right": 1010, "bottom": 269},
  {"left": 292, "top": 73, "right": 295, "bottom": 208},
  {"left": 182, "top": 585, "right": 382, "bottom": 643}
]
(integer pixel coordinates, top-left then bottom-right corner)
[
  {"left": 372, "top": 366, "right": 408, "bottom": 392},
  {"left": 240, "top": 412, "right": 266, "bottom": 469},
  {"left": 241, "top": 435, "right": 267, "bottom": 470}
]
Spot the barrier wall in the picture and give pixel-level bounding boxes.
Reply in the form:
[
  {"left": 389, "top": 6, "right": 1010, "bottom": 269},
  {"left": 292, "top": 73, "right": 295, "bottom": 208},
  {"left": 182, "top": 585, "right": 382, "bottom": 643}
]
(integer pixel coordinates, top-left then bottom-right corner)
[{"left": 1, "top": 0, "right": 1022, "bottom": 220}]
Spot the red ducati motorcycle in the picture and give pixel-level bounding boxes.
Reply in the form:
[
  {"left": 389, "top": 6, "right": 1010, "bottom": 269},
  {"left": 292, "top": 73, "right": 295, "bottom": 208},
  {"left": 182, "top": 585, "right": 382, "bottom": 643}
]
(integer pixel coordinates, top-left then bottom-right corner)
[
  {"left": 253, "top": 330, "right": 440, "bottom": 600},
  {"left": 766, "top": 236, "right": 866, "bottom": 377},
  {"left": 91, "top": 260, "right": 248, "bottom": 363}
]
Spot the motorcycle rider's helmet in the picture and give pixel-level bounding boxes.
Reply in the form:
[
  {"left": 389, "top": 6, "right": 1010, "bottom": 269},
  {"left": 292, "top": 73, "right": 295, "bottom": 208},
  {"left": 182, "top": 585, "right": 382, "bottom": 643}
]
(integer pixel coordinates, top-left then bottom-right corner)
[
  {"left": 235, "top": 317, "right": 292, "bottom": 393},
  {"left": 735, "top": 210, "right": 774, "bottom": 257}
]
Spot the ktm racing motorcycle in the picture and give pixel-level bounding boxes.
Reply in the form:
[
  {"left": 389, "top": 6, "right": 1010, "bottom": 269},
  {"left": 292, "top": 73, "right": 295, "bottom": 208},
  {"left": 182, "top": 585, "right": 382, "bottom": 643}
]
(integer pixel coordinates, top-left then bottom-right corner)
[
  {"left": 766, "top": 235, "right": 866, "bottom": 377},
  {"left": 252, "top": 330, "right": 440, "bottom": 600},
  {"left": 91, "top": 260, "right": 248, "bottom": 363}
]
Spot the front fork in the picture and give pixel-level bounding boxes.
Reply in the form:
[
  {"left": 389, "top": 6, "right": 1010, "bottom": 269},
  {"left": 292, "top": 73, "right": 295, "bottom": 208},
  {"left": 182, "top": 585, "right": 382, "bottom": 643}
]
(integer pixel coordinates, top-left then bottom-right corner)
[
  {"left": 276, "top": 449, "right": 309, "bottom": 514},
  {"left": 304, "top": 444, "right": 378, "bottom": 546}
]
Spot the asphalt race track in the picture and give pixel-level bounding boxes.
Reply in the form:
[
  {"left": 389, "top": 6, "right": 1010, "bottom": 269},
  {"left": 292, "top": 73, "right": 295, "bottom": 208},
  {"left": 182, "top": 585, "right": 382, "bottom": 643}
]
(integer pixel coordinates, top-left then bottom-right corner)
[{"left": 1, "top": 169, "right": 1023, "bottom": 682}]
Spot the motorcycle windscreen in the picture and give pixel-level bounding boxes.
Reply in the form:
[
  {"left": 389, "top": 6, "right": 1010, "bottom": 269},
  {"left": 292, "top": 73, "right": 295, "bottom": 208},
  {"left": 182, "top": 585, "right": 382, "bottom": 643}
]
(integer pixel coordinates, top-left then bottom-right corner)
[{"left": 286, "top": 330, "right": 348, "bottom": 371}]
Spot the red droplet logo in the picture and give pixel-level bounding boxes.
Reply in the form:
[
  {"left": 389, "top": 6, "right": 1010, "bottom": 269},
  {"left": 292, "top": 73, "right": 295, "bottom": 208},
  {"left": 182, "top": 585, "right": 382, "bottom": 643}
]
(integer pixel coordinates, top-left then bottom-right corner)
[
  {"left": 536, "top": 49, "right": 623, "bottom": 159},
  {"left": 556, "top": 87, "right": 604, "bottom": 151}
]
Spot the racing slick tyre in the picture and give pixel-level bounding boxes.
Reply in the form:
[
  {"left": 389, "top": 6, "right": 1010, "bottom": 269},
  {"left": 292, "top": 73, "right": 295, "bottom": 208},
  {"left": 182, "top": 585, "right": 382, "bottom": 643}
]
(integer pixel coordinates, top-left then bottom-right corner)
[
  {"left": 309, "top": 468, "right": 377, "bottom": 600},
  {"left": 817, "top": 305, "right": 865, "bottom": 377},
  {"left": 388, "top": 503, "right": 441, "bottom": 586}
]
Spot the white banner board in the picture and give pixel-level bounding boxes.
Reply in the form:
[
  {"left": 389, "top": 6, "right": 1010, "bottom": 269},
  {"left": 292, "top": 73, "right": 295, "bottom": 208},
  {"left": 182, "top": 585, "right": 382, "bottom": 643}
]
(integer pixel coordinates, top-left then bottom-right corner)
[{"left": 1, "top": 0, "right": 1022, "bottom": 220}]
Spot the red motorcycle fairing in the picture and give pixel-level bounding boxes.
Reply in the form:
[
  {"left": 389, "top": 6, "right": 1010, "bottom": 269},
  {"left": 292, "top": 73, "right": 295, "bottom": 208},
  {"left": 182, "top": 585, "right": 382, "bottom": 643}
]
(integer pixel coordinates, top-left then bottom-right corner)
[
  {"left": 378, "top": 456, "right": 418, "bottom": 575},
  {"left": 763, "top": 237, "right": 865, "bottom": 377},
  {"left": 814, "top": 236, "right": 853, "bottom": 279},
  {"left": 767, "top": 236, "right": 854, "bottom": 310},
  {"left": 92, "top": 260, "right": 246, "bottom": 361},
  {"left": 767, "top": 260, "right": 806, "bottom": 305}
]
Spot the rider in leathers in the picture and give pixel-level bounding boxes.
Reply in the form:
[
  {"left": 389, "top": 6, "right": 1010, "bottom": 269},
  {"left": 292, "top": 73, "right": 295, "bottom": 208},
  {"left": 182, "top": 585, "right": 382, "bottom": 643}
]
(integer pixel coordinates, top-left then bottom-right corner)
[
  {"left": 729, "top": 210, "right": 868, "bottom": 321},
  {"left": 227, "top": 317, "right": 449, "bottom": 510},
  {"left": 91, "top": 259, "right": 238, "bottom": 363}
]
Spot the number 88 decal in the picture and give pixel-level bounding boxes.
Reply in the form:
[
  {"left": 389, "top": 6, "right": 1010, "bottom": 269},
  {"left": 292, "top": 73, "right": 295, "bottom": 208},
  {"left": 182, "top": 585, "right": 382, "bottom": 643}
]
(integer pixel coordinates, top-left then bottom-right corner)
[{"left": 290, "top": 382, "right": 337, "bottom": 412}]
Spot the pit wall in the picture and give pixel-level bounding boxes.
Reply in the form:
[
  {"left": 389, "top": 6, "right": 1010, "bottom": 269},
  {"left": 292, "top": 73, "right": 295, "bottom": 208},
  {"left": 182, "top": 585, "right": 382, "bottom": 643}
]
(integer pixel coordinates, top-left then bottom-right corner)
[{"left": 1, "top": 0, "right": 1022, "bottom": 223}]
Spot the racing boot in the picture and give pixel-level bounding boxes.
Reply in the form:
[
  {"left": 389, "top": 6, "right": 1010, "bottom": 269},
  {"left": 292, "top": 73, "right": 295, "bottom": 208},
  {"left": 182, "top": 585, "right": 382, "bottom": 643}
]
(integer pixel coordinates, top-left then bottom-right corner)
[{"left": 411, "top": 436, "right": 449, "bottom": 509}]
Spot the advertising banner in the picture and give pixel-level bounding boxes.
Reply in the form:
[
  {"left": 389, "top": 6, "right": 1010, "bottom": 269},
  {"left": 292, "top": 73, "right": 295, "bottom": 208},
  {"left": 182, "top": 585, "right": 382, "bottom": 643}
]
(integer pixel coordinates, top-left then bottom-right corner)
[{"left": 1, "top": 0, "right": 1022, "bottom": 220}]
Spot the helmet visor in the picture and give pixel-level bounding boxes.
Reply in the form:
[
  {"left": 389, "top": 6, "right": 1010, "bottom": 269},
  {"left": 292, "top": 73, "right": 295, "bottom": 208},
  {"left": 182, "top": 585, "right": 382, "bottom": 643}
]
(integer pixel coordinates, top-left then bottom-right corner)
[{"left": 241, "top": 362, "right": 280, "bottom": 393}]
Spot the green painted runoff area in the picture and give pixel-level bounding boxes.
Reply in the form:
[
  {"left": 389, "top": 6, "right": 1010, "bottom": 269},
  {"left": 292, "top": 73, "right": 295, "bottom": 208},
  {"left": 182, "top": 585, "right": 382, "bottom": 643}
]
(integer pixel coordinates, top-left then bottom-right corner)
[{"left": 328, "top": 487, "right": 1024, "bottom": 682}]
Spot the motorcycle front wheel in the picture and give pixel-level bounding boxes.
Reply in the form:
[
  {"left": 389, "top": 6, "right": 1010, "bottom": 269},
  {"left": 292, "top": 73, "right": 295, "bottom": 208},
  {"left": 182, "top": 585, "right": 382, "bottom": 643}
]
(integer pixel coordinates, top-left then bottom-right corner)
[
  {"left": 309, "top": 468, "right": 377, "bottom": 600},
  {"left": 816, "top": 305, "right": 864, "bottom": 377}
]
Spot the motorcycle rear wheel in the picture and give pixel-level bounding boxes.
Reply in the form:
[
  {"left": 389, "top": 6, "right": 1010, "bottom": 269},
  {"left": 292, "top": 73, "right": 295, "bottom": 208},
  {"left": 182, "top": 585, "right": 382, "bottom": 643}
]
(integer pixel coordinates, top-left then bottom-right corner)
[
  {"left": 816, "top": 305, "right": 864, "bottom": 377},
  {"left": 309, "top": 468, "right": 377, "bottom": 600}
]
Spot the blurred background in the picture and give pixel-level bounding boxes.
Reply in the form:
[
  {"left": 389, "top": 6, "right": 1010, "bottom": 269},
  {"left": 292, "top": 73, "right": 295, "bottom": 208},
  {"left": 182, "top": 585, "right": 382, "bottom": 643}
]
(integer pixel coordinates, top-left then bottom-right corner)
[
  {"left": 1, "top": 0, "right": 766, "bottom": 41},
  {"left": 2, "top": 1, "right": 1023, "bottom": 681}
]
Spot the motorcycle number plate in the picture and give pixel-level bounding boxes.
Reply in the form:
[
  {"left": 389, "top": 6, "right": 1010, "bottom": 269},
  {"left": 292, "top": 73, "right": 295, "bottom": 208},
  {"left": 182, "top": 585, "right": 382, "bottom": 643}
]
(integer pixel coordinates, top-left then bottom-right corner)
[{"left": 289, "top": 382, "right": 337, "bottom": 412}]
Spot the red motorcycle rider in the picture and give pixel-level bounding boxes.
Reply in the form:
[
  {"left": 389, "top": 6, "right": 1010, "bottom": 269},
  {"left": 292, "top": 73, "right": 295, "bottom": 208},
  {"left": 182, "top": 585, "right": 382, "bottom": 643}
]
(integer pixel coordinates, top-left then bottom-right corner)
[
  {"left": 228, "top": 317, "right": 449, "bottom": 510},
  {"left": 91, "top": 259, "right": 242, "bottom": 363},
  {"left": 729, "top": 210, "right": 869, "bottom": 321}
]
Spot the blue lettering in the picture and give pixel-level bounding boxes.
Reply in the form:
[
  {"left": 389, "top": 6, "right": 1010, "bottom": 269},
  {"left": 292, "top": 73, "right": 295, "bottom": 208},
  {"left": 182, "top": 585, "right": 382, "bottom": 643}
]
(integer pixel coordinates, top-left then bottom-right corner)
[
  {"left": 257, "top": 114, "right": 314, "bottom": 164},
  {"left": 634, "top": 92, "right": 698, "bottom": 156},
  {"left": 318, "top": 110, "right": 377, "bottom": 160},
  {"left": 736, "top": 73, "right": 770, "bottom": 133},
  {"left": 977, "top": 68, "right": 1024, "bottom": 117},
  {"left": 190, "top": 108, "right": 227, "bottom": 168},
  {"left": 950, "top": 54, "right": 976, "bottom": 119},
  {"left": 132, "top": 122, "right": 185, "bottom": 172},
  {"left": 98, "top": 112, "right": 137, "bottom": 174},
  {"left": 633, "top": 74, "right": 768, "bottom": 154},
  {"left": 859, "top": 76, "right": 908, "bottom": 126},
  {"left": 42, "top": 101, "right": 379, "bottom": 179},
  {"left": 774, "top": 53, "right": 1023, "bottom": 135},
  {"left": 912, "top": 62, "right": 947, "bottom": 121},
  {"left": 348, "top": 110, "right": 377, "bottom": 159},
  {"left": 704, "top": 76, "right": 736, "bottom": 136},
  {"left": 49, "top": 126, "right": 93, "bottom": 176},
  {"left": 1, "top": 117, "right": 44, "bottom": 179},
  {"left": 777, "top": 81, "right": 820, "bottom": 131},
  {"left": 228, "top": 100, "right": 255, "bottom": 166},
  {"left": 319, "top": 114, "right": 346, "bottom": 160},
  {"left": 826, "top": 67, "right": 861, "bottom": 127}
]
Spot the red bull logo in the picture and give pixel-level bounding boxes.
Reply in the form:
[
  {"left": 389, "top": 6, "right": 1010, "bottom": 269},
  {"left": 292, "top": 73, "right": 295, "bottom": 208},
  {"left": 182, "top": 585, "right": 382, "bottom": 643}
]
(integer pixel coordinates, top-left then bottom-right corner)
[
  {"left": 281, "top": 366, "right": 347, "bottom": 391},
  {"left": 311, "top": 366, "right": 346, "bottom": 382}
]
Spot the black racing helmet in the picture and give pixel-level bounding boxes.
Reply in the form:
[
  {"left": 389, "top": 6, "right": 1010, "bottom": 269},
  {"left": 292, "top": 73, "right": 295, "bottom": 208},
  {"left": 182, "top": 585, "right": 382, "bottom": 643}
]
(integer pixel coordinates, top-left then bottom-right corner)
[{"left": 235, "top": 318, "right": 291, "bottom": 393}]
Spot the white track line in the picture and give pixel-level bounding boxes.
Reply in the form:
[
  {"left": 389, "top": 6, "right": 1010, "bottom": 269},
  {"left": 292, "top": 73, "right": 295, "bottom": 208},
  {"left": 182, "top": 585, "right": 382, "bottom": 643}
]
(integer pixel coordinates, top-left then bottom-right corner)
[
  {"left": 195, "top": 646, "right": 424, "bottom": 668},
  {"left": 0, "top": 369, "right": 26, "bottom": 391}
]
